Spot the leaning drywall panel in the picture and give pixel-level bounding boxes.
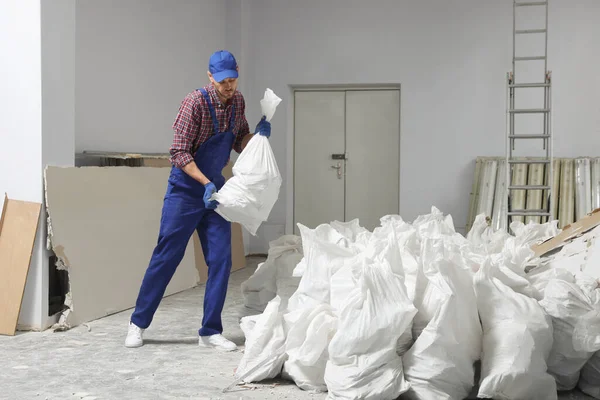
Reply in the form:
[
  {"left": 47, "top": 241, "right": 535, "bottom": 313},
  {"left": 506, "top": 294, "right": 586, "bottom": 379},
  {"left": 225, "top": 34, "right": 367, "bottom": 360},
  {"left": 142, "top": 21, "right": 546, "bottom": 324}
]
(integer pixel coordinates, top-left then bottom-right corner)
[
  {"left": 0, "top": 194, "right": 41, "bottom": 335},
  {"left": 44, "top": 166, "right": 199, "bottom": 327}
]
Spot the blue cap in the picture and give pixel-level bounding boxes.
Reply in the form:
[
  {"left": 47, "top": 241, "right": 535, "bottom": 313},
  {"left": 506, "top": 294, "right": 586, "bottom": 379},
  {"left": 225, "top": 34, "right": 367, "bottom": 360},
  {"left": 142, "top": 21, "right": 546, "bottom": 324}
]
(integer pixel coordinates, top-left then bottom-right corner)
[{"left": 208, "top": 50, "right": 239, "bottom": 83}]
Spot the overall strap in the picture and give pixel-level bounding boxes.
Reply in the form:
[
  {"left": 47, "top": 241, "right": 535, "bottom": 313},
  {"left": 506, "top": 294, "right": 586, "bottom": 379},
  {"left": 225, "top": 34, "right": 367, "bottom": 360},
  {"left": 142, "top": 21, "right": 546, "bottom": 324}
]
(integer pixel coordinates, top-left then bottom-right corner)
[
  {"left": 199, "top": 88, "right": 220, "bottom": 134},
  {"left": 228, "top": 103, "right": 236, "bottom": 132}
]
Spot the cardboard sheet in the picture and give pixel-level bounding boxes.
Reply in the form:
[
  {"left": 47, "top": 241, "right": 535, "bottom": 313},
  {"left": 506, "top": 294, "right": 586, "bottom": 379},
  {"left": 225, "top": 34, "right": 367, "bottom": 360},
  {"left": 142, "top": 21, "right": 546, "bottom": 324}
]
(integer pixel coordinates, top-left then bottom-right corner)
[
  {"left": 44, "top": 166, "right": 199, "bottom": 327},
  {"left": 0, "top": 194, "right": 41, "bottom": 336},
  {"left": 531, "top": 208, "right": 600, "bottom": 257}
]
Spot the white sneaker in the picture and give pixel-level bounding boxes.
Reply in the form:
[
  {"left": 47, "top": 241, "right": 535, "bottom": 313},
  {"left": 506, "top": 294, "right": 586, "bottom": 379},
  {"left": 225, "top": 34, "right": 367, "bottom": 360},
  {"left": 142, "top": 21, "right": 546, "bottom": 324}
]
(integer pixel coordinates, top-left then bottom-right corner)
[
  {"left": 125, "top": 322, "right": 144, "bottom": 348},
  {"left": 198, "top": 334, "right": 237, "bottom": 352}
]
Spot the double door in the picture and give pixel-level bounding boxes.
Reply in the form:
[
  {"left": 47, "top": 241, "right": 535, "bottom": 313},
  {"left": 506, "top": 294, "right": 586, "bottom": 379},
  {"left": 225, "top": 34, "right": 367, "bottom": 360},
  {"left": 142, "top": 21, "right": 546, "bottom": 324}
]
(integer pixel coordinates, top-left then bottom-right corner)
[{"left": 293, "top": 89, "right": 400, "bottom": 232}]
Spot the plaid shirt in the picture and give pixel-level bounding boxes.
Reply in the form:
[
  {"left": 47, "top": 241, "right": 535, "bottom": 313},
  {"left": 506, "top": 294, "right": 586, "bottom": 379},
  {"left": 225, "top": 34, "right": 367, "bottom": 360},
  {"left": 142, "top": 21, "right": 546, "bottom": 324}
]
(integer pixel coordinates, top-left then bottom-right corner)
[{"left": 169, "top": 84, "right": 250, "bottom": 168}]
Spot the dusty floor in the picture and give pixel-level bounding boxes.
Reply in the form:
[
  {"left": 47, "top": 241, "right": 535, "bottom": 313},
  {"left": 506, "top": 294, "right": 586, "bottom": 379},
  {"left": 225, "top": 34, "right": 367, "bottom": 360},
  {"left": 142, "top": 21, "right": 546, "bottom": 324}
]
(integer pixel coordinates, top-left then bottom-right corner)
[{"left": 0, "top": 256, "right": 595, "bottom": 400}]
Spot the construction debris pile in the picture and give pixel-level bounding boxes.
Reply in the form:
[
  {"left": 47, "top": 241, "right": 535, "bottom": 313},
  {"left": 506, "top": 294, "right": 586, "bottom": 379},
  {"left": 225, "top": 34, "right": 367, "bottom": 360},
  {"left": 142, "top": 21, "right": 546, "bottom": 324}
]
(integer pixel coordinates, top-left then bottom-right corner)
[{"left": 236, "top": 207, "right": 600, "bottom": 400}]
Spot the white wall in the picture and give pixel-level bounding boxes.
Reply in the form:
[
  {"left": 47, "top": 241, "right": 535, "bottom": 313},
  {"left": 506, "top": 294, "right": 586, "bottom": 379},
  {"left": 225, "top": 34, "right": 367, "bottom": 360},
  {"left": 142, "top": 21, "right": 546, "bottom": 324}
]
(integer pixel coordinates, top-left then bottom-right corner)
[
  {"left": 237, "top": 0, "right": 600, "bottom": 243},
  {"left": 72, "top": 0, "right": 600, "bottom": 254},
  {"left": 0, "top": 0, "right": 44, "bottom": 329},
  {"left": 31, "top": 0, "right": 77, "bottom": 330},
  {"left": 75, "top": 0, "right": 228, "bottom": 154}
]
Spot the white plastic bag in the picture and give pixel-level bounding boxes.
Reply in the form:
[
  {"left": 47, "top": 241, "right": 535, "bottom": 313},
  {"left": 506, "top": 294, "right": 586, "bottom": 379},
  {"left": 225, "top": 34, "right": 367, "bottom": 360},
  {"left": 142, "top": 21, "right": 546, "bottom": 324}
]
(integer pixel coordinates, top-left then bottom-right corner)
[
  {"left": 240, "top": 235, "right": 303, "bottom": 312},
  {"left": 281, "top": 304, "right": 337, "bottom": 392},
  {"left": 402, "top": 238, "right": 482, "bottom": 400},
  {"left": 474, "top": 258, "right": 557, "bottom": 400},
  {"left": 236, "top": 296, "right": 288, "bottom": 382},
  {"left": 325, "top": 258, "right": 417, "bottom": 400},
  {"left": 540, "top": 276, "right": 600, "bottom": 390},
  {"left": 212, "top": 88, "right": 282, "bottom": 235},
  {"left": 240, "top": 261, "right": 277, "bottom": 313},
  {"left": 287, "top": 223, "right": 356, "bottom": 312},
  {"left": 579, "top": 351, "right": 600, "bottom": 399}
]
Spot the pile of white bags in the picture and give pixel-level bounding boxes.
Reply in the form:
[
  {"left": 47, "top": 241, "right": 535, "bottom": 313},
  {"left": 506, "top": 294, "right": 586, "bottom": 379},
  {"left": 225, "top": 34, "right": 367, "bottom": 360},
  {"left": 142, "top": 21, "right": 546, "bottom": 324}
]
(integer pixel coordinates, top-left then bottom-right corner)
[
  {"left": 212, "top": 88, "right": 282, "bottom": 235},
  {"left": 234, "top": 206, "right": 600, "bottom": 399}
]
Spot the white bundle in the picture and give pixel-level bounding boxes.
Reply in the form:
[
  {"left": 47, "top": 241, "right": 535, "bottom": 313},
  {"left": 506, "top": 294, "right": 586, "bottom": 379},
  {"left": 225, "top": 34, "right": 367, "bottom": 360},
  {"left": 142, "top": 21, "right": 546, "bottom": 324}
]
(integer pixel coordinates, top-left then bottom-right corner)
[
  {"left": 540, "top": 276, "right": 600, "bottom": 390},
  {"left": 402, "top": 238, "right": 482, "bottom": 400},
  {"left": 241, "top": 235, "right": 303, "bottom": 313},
  {"left": 474, "top": 258, "right": 557, "bottom": 400},
  {"left": 580, "top": 351, "right": 600, "bottom": 399},
  {"left": 281, "top": 304, "right": 337, "bottom": 392},
  {"left": 235, "top": 296, "right": 287, "bottom": 382},
  {"left": 212, "top": 88, "right": 282, "bottom": 235},
  {"left": 324, "top": 258, "right": 416, "bottom": 400}
]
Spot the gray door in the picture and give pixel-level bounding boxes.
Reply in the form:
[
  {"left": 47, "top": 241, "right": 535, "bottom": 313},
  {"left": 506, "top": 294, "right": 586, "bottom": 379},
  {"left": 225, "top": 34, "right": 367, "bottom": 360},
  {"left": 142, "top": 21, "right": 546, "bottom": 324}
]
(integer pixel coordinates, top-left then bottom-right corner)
[{"left": 293, "top": 89, "right": 400, "bottom": 232}]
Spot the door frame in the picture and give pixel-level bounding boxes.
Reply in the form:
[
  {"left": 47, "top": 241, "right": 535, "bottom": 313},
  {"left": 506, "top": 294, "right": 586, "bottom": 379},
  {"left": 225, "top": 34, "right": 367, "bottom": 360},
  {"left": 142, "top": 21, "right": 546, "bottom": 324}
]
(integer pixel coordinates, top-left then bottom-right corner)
[{"left": 286, "top": 84, "right": 402, "bottom": 235}]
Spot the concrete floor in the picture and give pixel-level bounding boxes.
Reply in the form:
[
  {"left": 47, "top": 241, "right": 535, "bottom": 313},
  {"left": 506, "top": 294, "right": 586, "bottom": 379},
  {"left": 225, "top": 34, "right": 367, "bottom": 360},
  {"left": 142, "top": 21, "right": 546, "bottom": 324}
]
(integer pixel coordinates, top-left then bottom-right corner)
[{"left": 0, "top": 256, "right": 595, "bottom": 400}]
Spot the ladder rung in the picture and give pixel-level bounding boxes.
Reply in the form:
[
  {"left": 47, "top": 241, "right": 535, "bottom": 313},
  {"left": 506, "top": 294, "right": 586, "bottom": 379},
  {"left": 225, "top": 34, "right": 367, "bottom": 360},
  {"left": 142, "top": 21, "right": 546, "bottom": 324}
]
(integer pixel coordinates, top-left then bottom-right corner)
[
  {"left": 509, "top": 134, "right": 550, "bottom": 139},
  {"left": 515, "top": 2, "right": 547, "bottom": 6},
  {"left": 514, "top": 56, "right": 547, "bottom": 61},
  {"left": 509, "top": 185, "right": 551, "bottom": 190},
  {"left": 508, "top": 210, "right": 551, "bottom": 216},
  {"left": 509, "top": 83, "right": 550, "bottom": 88},
  {"left": 509, "top": 108, "right": 550, "bottom": 114},
  {"left": 515, "top": 29, "right": 547, "bottom": 34},
  {"left": 508, "top": 159, "right": 551, "bottom": 164}
]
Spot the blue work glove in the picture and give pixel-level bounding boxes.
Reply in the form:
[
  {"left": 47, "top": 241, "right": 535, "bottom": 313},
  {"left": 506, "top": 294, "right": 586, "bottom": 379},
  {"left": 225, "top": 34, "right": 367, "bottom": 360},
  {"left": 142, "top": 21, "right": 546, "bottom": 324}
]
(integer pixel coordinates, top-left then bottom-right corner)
[
  {"left": 255, "top": 116, "right": 271, "bottom": 138},
  {"left": 203, "top": 182, "right": 219, "bottom": 210}
]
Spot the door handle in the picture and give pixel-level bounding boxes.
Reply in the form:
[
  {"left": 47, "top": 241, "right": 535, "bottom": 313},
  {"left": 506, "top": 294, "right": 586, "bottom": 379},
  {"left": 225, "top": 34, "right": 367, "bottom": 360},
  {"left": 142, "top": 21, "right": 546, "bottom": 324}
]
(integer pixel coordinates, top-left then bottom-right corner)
[{"left": 331, "top": 162, "right": 343, "bottom": 179}]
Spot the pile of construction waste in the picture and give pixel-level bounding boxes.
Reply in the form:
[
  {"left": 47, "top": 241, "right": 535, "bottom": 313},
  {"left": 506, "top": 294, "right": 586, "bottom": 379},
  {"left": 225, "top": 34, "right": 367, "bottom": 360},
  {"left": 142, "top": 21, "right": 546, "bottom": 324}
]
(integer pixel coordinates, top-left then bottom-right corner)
[{"left": 236, "top": 206, "right": 600, "bottom": 400}]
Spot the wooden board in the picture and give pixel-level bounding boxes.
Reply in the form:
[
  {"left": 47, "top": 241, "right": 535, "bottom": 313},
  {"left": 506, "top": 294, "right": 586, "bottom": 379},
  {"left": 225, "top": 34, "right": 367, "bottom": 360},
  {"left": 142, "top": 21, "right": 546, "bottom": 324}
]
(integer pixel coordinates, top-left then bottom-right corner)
[
  {"left": 532, "top": 207, "right": 600, "bottom": 258},
  {"left": 0, "top": 194, "right": 41, "bottom": 336}
]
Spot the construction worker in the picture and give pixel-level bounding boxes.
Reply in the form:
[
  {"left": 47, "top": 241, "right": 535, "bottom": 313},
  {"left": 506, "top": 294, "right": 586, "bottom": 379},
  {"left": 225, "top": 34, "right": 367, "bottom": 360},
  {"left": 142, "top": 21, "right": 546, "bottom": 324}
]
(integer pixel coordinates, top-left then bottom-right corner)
[{"left": 125, "top": 50, "right": 271, "bottom": 351}]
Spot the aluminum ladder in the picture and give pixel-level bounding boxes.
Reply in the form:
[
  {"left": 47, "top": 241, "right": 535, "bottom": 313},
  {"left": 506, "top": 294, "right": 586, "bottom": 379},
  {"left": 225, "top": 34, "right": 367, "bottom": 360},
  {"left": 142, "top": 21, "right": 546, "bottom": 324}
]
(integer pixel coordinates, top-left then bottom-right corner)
[{"left": 505, "top": 0, "right": 553, "bottom": 226}]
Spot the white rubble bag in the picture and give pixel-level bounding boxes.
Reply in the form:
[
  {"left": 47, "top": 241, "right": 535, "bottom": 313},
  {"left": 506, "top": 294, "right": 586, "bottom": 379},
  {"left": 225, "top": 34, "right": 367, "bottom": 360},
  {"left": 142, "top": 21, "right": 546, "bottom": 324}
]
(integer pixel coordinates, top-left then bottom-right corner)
[
  {"left": 474, "top": 257, "right": 557, "bottom": 400},
  {"left": 240, "top": 261, "right": 276, "bottom": 314},
  {"left": 235, "top": 296, "right": 288, "bottom": 382},
  {"left": 240, "top": 235, "right": 303, "bottom": 313},
  {"left": 510, "top": 219, "right": 560, "bottom": 248},
  {"left": 279, "top": 223, "right": 357, "bottom": 392},
  {"left": 539, "top": 276, "right": 600, "bottom": 391},
  {"left": 402, "top": 238, "right": 482, "bottom": 400},
  {"left": 281, "top": 304, "right": 338, "bottom": 392},
  {"left": 324, "top": 257, "right": 417, "bottom": 400},
  {"left": 212, "top": 88, "right": 282, "bottom": 235},
  {"left": 379, "top": 214, "right": 420, "bottom": 302},
  {"left": 330, "top": 218, "right": 369, "bottom": 243},
  {"left": 368, "top": 221, "right": 414, "bottom": 356},
  {"left": 579, "top": 351, "right": 600, "bottom": 399},
  {"left": 287, "top": 223, "right": 356, "bottom": 312}
]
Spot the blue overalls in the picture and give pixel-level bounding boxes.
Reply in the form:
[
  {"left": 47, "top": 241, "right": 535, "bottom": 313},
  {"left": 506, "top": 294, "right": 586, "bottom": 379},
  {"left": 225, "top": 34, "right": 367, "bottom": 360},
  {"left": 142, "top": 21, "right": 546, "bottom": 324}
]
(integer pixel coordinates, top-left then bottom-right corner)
[{"left": 131, "top": 88, "right": 235, "bottom": 337}]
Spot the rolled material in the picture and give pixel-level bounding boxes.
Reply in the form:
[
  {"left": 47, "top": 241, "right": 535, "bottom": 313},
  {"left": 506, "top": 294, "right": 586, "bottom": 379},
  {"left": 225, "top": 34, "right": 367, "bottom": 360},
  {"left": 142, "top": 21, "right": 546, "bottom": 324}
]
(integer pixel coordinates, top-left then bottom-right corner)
[
  {"left": 559, "top": 159, "right": 575, "bottom": 229},
  {"left": 467, "top": 157, "right": 485, "bottom": 233},
  {"left": 591, "top": 158, "right": 600, "bottom": 211},
  {"left": 477, "top": 159, "right": 498, "bottom": 219},
  {"left": 492, "top": 160, "right": 508, "bottom": 232},
  {"left": 575, "top": 157, "right": 592, "bottom": 221}
]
